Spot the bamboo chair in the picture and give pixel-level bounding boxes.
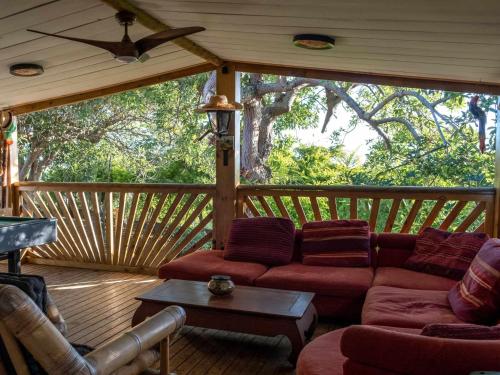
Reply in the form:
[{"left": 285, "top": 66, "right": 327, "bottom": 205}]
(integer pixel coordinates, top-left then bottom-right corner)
[{"left": 0, "top": 284, "right": 185, "bottom": 375}]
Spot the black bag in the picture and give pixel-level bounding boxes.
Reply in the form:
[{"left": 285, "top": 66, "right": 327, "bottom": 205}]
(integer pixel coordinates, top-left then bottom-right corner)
[{"left": 0, "top": 273, "right": 92, "bottom": 374}]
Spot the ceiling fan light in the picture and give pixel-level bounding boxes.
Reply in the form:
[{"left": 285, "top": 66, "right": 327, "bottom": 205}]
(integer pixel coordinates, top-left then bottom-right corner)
[
  {"left": 293, "top": 34, "right": 335, "bottom": 50},
  {"left": 9, "top": 63, "right": 44, "bottom": 77},
  {"left": 115, "top": 55, "right": 138, "bottom": 64}
]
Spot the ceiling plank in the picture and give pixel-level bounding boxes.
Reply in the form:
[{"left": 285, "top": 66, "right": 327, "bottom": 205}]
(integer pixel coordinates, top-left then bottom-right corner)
[
  {"left": 6, "top": 62, "right": 214, "bottom": 115},
  {"left": 99, "top": 0, "right": 223, "bottom": 66},
  {"left": 232, "top": 61, "right": 500, "bottom": 95}
]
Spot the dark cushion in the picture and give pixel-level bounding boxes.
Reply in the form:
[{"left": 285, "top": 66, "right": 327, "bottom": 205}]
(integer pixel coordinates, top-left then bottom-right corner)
[
  {"left": 158, "top": 250, "right": 268, "bottom": 285},
  {"left": 404, "top": 228, "right": 488, "bottom": 280},
  {"left": 255, "top": 262, "right": 373, "bottom": 298},
  {"left": 301, "top": 220, "right": 370, "bottom": 267},
  {"left": 448, "top": 239, "right": 500, "bottom": 324},
  {"left": 362, "top": 286, "right": 463, "bottom": 329},
  {"left": 421, "top": 323, "right": 500, "bottom": 340},
  {"left": 223, "top": 217, "right": 295, "bottom": 266},
  {"left": 375, "top": 233, "right": 417, "bottom": 267},
  {"left": 373, "top": 267, "right": 457, "bottom": 291}
]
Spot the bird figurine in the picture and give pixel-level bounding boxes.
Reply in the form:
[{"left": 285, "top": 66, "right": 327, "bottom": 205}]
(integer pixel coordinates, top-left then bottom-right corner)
[{"left": 468, "top": 95, "right": 487, "bottom": 153}]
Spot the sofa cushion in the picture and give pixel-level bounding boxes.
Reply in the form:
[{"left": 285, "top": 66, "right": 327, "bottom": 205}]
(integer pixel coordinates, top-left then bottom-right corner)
[
  {"left": 421, "top": 323, "right": 500, "bottom": 340},
  {"left": 223, "top": 217, "right": 295, "bottom": 266},
  {"left": 448, "top": 238, "right": 500, "bottom": 324},
  {"left": 296, "top": 327, "right": 347, "bottom": 375},
  {"left": 255, "top": 262, "right": 373, "bottom": 298},
  {"left": 297, "top": 326, "right": 421, "bottom": 375},
  {"left": 404, "top": 228, "right": 488, "bottom": 280},
  {"left": 362, "top": 286, "right": 463, "bottom": 328},
  {"left": 158, "top": 250, "right": 268, "bottom": 285},
  {"left": 373, "top": 267, "right": 457, "bottom": 291},
  {"left": 301, "top": 220, "right": 370, "bottom": 267},
  {"left": 375, "top": 233, "right": 416, "bottom": 267}
]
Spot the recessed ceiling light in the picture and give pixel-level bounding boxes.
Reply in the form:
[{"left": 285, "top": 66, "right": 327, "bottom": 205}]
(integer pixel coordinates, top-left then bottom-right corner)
[
  {"left": 293, "top": 34, "right": 335, "bottom": 50},
  {"left": 9, "top": 63, "right": 44, "bottom": 77}
]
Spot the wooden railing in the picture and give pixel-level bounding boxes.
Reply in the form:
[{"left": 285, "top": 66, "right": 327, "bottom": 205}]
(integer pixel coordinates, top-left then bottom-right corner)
[
  {"left": 13, "top": 182, "right": 215, "bottom": 273},
  {"left": 10, "top": 182, "right": 497, "bottom": 273},
  {"left": 237, "top": 185, "right": 496, "bottom": 235}
]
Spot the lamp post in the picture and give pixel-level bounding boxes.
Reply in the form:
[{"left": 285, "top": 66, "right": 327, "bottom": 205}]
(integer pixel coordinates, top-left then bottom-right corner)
[{"left": 197, "top": 95, "right": 242, "bottom": 166}]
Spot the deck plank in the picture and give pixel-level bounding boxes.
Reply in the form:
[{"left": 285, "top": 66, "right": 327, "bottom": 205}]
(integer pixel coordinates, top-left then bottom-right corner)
[{"left": 1, "top": 263, "right": 339, "bottom": 374}]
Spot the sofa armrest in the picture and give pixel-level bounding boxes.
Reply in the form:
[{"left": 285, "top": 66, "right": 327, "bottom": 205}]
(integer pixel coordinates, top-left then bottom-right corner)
[
  {"left": 85, "top": 306, "right": 185, "bottom": 374},
  {"left": 341, "top": 325, "right": 500, "bottom": 375}
]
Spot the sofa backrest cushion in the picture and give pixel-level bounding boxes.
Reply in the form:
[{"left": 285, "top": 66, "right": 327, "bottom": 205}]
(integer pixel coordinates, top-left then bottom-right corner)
[
  {"left": 421, "top": 323, "right": 500, "bottom": 340},
  {"left": 224, "top": 217, "right": 295, "bottom": 266},
  {"left": 375, "top": 233, "right": 417, "bottom": 267},
  {"left": 301, "top": 220, "right": 370, "bottom": 267},
  {"left": 448, "top": 239, "right": 500, "bottom": 324},
  {"left": 404, "top": 228, "right": 489, "bottom": 280}
]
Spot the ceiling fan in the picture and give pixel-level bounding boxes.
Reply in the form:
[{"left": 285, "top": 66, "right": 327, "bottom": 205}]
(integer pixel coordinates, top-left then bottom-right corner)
[{"left": 27, "top": 11, "right": 205, "bottom": 64}]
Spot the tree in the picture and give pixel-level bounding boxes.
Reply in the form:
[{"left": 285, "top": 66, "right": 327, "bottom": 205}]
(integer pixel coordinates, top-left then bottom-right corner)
[{"left": 202, "top": 72, "right": 492, "bottom": 182}]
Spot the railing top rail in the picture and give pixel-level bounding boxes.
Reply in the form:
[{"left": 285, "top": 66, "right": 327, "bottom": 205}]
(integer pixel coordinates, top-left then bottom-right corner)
[
  {"left": 15, "top": 181, "right": 216, "bottom": 194},
  {"left": 237, "top": 184, "right": 495, "bottom": 199}
]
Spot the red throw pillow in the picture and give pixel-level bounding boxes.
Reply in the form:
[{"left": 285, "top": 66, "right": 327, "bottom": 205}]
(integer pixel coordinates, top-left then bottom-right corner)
[
  {"left": 301, "top": 220, "right": 370, "bottom": 267},
  {"left": 421, "top": 323, "right": 500, "bottom": 340},
  {"left": 223, "top": 217, "right": 295, "bottom": 266},
  {"left": 404, "top": 227, "right": 489, "bottom": 280},
  {"left": 448, "top": 239, "right": 500, "bottom": 324}
]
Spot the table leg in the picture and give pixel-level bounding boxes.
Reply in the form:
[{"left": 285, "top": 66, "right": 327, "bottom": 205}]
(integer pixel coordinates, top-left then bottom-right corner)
[
  {"left": 132, "top": 301, "right": 164, "bottom": 327},
  {"left": 7, "top": 250, "right": 20, "bottom": 274},
  {"left": 287, "top": 304, "right": 318, "bottom": 364}
]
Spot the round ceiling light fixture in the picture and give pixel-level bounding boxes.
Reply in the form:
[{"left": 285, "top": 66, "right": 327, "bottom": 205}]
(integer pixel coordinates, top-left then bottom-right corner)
[
  {"left": 293, "top": 34, "right": 335, "bottom": 50},
  {"left": 9, "top": 63, "right": 44, "bottom": 77}
]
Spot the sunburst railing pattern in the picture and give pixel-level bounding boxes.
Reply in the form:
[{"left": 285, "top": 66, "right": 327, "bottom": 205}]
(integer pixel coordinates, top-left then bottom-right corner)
[
  {"left": 237, "top": 185, "right": 495, "bottom": 235},
  {"left": 13, "top": 182, "right": 214, "bottom": 273}
]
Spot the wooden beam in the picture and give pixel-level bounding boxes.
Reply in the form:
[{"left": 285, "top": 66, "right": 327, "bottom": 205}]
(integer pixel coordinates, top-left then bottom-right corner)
[
  {"left": 7, "top": 63, "right": 214, "bottom": 115},
  {"left": 214, "top": 63, "right": 240, "bottom": 249},
  {"left": 100, "top": 0, "right": 223, "bottom": 66},
  {"left": 232, "top": 61, "right": 500, "bottom": 95}
]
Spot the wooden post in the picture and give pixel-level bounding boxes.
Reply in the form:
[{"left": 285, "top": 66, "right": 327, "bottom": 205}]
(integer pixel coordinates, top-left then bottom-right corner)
[
  {"left": 494, "top": 97, "right": 500, "bottom": 237},
  {"left": 214, "top": 64, "right": 241, "bottom": 248}
]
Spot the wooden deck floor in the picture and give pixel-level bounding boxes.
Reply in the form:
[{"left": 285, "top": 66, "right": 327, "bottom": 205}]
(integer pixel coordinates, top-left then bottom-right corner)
[{"left": 2, "top": 263, "right": 338, "bottom": 375}]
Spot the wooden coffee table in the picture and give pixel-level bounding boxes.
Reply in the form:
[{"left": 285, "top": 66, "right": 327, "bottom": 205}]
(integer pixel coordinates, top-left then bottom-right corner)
[{"left": 132, "top": 279, "right": 317, "bottom": 363}]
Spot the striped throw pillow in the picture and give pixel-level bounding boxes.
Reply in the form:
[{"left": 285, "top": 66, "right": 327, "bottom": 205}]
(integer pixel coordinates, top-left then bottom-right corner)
[
  {"left": 405, "top": 228, "right": 488, "bottom": 280},
  {"left": 224, "top": 217, "right": 296, "bottom": 266},
  {"left": 448, "top": 239, "right": 500, "bottom": 324},
  {"left": 301, "top": 220, "right": 370, "bottom": 267}
]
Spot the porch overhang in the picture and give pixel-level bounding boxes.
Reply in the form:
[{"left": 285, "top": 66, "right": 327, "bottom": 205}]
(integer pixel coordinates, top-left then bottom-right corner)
[{"left": 1, "top": 0, "right": 500, "bottom": 115}]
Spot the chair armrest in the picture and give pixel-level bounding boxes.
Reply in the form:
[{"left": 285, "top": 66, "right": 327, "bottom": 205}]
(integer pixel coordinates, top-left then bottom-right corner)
[
  {"left": 46, "top": 292, "right": 67, "bottom": 336},
  {"left": 341, "top": 325, "right": 500, "bottom": 375},
  {"left": 85, "top": 306, "right": 185, "bottom": 375}
]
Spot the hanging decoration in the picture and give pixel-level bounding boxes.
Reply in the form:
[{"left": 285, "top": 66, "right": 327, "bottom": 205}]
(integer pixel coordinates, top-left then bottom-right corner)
[
  {"left": 0, "top": 112, "right": 16, "bottom": 208},
  {"left": 468, "top": 95, "right": 487, "bottom": 153}
]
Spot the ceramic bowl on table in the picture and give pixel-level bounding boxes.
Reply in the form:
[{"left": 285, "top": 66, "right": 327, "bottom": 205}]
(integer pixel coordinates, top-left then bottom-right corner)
[{"left": 208, "top": 275, "right": 235, "bottom": 296}]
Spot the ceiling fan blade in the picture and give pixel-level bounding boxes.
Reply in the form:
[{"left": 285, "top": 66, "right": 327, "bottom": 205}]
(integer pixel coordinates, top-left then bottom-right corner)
[
  {"left": 135, "top": 27, "right": 205, "bottom": 55},
  {"left": 138, "top": 53, "right": 150, "bottom": 63},
  {"left": 27, "top": 29, "right": 123, "bottom": 56}
]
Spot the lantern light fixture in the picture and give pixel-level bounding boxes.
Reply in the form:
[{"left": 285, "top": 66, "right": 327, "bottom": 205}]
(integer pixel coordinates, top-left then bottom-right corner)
[{"left": 197, "top": 95, "right": 242, "bottom": 166}]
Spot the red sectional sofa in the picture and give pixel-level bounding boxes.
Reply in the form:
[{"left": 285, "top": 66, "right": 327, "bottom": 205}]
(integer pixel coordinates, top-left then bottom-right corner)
[
  {"left": 159, "top": 230, "right": 379, "bottom": 320},
  {"left": 158, "top": 222, "right": 500, "bottom": 374},
  {"left": 158, "top": 232, "right": 456, "bottom": 321}
]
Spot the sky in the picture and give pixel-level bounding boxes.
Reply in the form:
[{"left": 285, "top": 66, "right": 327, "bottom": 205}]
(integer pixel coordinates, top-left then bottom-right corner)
[{"left": 288, "top": 102, "right": 374, "bottom": 162}]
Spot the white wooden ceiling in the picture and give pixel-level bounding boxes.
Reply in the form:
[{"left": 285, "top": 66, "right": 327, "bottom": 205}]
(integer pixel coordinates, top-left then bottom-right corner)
[
  {"left": 1, "top": 0, "right": 500, "bottom": 111},
  {"left": 135, "top": 0, "right": 500, "bottom": 81},
  {"left": 0, "top": 0, "right": 204, "bottom": 110}
]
